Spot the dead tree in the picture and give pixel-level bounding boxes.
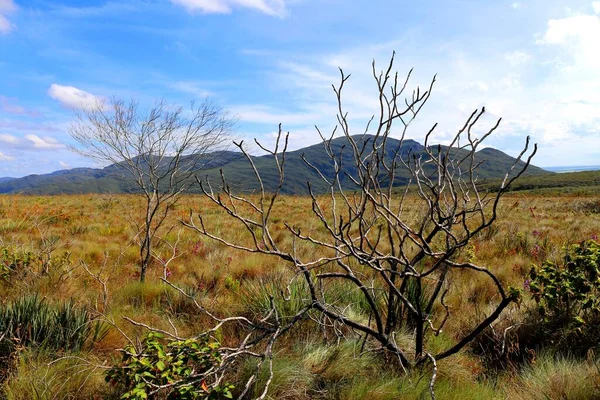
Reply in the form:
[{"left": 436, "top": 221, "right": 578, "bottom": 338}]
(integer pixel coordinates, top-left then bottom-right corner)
[
  {"left": 70, "top": 99, "right": 233, "bottom": 282},
  {"left": 183, "top": 52, "right": 536, "bottom": 391}
]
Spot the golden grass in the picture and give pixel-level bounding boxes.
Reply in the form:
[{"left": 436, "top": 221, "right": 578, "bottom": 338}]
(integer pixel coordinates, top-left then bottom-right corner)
[{"left": 0, "top": 192, "right": 599, "bottom": 398}]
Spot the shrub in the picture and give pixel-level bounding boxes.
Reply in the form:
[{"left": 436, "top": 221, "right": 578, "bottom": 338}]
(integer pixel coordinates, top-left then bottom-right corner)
[
  {"left": 105, "top": 332, "right": 234, "bottom": 399},
  {"left": 0, "top": 247, "right": 33, "bottom": 282},
  {"left": 528, "top": 240, "right": 600, "bottom": 353}
]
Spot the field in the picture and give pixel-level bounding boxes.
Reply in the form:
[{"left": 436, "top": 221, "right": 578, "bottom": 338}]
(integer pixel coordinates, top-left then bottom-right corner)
[{"left": 1, "top": 192, "right": 600, "bottom": 399}]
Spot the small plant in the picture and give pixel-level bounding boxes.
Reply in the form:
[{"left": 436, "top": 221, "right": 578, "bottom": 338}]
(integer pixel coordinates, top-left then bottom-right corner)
[
  {"left": 241, "top": 277, "right": 308, "bottom": 322},
  {"left": 223, "top": 275, "right": 240, "bottom": 292},
  {"left": 0, "top": 247, "right": 33, "bottom": 282},
  {"left": 529, "top": 240, "right": 600, "bottom": 325},
  {"left": 106, "top": 332, "right": 234, "bottom": 399},
  {"left": 0, "top": 295, "right": 105, "bottom": 352},
  {"left": 528, "top": 240, "right": 600, "bottom": 351}
]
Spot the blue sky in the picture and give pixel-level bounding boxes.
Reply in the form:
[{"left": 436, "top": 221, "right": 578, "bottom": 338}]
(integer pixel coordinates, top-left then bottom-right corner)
[{"left": 0, "top": 0, "right": 599, "bottom": 176}]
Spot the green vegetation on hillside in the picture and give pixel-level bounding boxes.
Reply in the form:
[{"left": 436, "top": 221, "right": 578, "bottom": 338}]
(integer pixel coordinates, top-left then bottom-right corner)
[
  {"left": 481, "top": 170, "right": 600, "bottom": 195},
  {"left": 0, "top": 136, "right": 549, "bottom": 195}
]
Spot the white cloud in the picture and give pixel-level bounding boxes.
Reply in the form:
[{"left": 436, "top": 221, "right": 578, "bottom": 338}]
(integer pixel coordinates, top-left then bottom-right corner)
[
  {"left": 497, "top": 75, "right": 523, "bottom": 91},
  {"left": 593, "top": 1, "right": 600, "bottom": 14},
  {"left": 58, "top": 161, "right": 71, "bottom": 169},
  {"left": 540, "top": 14, "right": 600, "bottom": 46},
  {"left": 25, "top": 134, "right": 64, "bottom": 149},
  {"left": 505, "top": 50, "right": 532, "bottom": 67},
  {"left": 47, "top": 84, "right": 103, "bottom": 109},
  {"left": 170, "top": 0, "right": 287, "bottom": 17},
  {"left": 538, "top": 13, "right": 600, "bottom": 70},
  {"left": 168, "top": 81, "right": 213, "bottom": 98},
  {"left": 530, "top": 10, "right": 600, "bottom": 139},
  {"left": 0, "top": 0, "right": 16, "bottom": 13},
  {"left": 0, "top": 96, "right": 41, "bottom": 117},
  {"left": 511, "top": 2, "right": 521, "bottom": 9},
  {"left": 0, "top": 0, "right": 16, "bottom": 35},
  {"left": 0, "top": 133, "right": 19, "bottom": 145},
  {"left": 0, "top": 151, "right": 14, "bottom": 161},
  {"left": 0, "top": 12, "right": 12, "bottom": 35}
]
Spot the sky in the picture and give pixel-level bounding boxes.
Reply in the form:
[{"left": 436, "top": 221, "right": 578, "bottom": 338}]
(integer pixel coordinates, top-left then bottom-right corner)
[{"left": 1, "top": 0, "right": 600, "bottom": 177}]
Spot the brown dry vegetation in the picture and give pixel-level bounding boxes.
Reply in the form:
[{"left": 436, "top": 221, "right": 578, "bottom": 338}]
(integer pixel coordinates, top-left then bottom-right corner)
[{"left": 1, "top": 192, "right": 600, "bottom": 399}]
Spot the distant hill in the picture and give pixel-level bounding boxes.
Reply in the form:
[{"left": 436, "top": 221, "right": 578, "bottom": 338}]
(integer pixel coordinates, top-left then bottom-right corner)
[
  {"left": 0, "top": 135, "right": 549, "bottom": 195},
  {"left": 482, "top": 169, "right": 600, "bottom": 194}
]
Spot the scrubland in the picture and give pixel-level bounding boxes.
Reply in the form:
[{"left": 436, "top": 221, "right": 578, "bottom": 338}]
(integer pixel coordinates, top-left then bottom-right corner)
[{"left": 1, "top": 192, "right": 600, "bottom": 399}]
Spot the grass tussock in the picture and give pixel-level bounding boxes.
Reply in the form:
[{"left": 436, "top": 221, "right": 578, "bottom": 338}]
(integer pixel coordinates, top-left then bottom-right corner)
[
  {"left": 505, "top": 354, "right": 600, "bottom": 400},
  {"left": 2, "top": 350, "right": 113, "bottom": 400}
]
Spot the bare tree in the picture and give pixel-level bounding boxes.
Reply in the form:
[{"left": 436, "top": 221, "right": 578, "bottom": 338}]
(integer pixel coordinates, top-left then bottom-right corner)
[
  {"left": 70, "top": 99, "right": 234, "bottom": 282},
  {"left": 181, "top": 51, "right": 536, "bottom": 390}
]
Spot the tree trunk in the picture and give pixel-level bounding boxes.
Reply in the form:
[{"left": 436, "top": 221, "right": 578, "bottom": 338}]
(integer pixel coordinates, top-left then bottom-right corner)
[{"left": 139, "top": 227, "right": 152, "bottom": 282}]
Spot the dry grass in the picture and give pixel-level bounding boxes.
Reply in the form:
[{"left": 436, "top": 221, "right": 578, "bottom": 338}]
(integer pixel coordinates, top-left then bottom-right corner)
[{"left": 0, "top": 192, "right": 599, "bottom": 398}]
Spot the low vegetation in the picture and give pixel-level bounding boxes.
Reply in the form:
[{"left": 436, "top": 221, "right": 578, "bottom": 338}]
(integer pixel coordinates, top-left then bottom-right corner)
[{"left": 0, "top": 189, "right": 598, "bottom": 399}]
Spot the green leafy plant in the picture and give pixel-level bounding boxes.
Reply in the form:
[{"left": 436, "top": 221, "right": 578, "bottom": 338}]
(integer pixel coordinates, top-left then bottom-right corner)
[
  {"left": 0, "top": 247, "right": 33, "bottom": 282},
  {"left": 106, "top": 332, "right": 234, "bottom": 399},
  {"left": 529, "top": 240, "right": 600, "bottom": 341}
]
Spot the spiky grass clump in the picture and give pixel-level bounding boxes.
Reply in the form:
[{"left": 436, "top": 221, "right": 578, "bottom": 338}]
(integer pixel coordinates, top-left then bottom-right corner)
[{"left": 0, "top": 295, "right": 105, "bottom": 353}]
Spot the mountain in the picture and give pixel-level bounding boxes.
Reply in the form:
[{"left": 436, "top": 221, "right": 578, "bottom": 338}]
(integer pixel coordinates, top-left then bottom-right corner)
[{"left": 0, "top": 135, "right": 549, "bottom": 195}]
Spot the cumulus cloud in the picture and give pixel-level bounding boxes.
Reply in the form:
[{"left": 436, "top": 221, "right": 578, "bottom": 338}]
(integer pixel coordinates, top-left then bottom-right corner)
[
  {"left": 0, "top": 0, "right": 16, "bottom": 35},
  {"left": 533, "top": 10, "right": 600, "bottom": 131},
  {"left": 47, "top": 84, "right": 103, "bottom": 109},
  {"left": 537, "top": 12, "right": 600, "bottom": 70},
  {"left": 170, "top": 0, "right": 287, "bottom": 17},
  {"left": 593, "top": 1, "right": 600, "bottom": 14},
  {"left": 540, "top": 14, "right": 600, "bottom": 46},
  {"left": 25, "top": 134, "right": 64, "bottom": 149}
]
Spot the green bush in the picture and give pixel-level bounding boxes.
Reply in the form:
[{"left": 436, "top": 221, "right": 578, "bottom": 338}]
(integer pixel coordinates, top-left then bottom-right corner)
[
  {"left": 106, "top": 332, "right": 234, "bottom": 400},
  {"left": 0, "top": 247, "right": 33, "bottom": 282},
  {"left": 528, "top": 240, "right": 600, "bottom": 353}
]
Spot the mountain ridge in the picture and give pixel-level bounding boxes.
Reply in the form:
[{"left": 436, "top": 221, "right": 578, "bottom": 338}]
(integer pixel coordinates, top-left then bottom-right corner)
[{"left": 0, "top": 135, "right": 548, "bottom": 195}]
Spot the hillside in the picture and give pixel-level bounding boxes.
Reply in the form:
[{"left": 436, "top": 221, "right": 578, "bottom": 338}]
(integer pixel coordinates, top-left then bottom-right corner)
[
  {"left": 0, "top": 135, "right": 549, "bottom": 195},
  {"left": 482, "top": 169, "right": 600, "bottom": 194}
]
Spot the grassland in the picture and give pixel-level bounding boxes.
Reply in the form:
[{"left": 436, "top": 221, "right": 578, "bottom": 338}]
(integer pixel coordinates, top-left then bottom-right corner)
[{"left": 0, "top": 192, "right": 600, "bottom": 399}]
